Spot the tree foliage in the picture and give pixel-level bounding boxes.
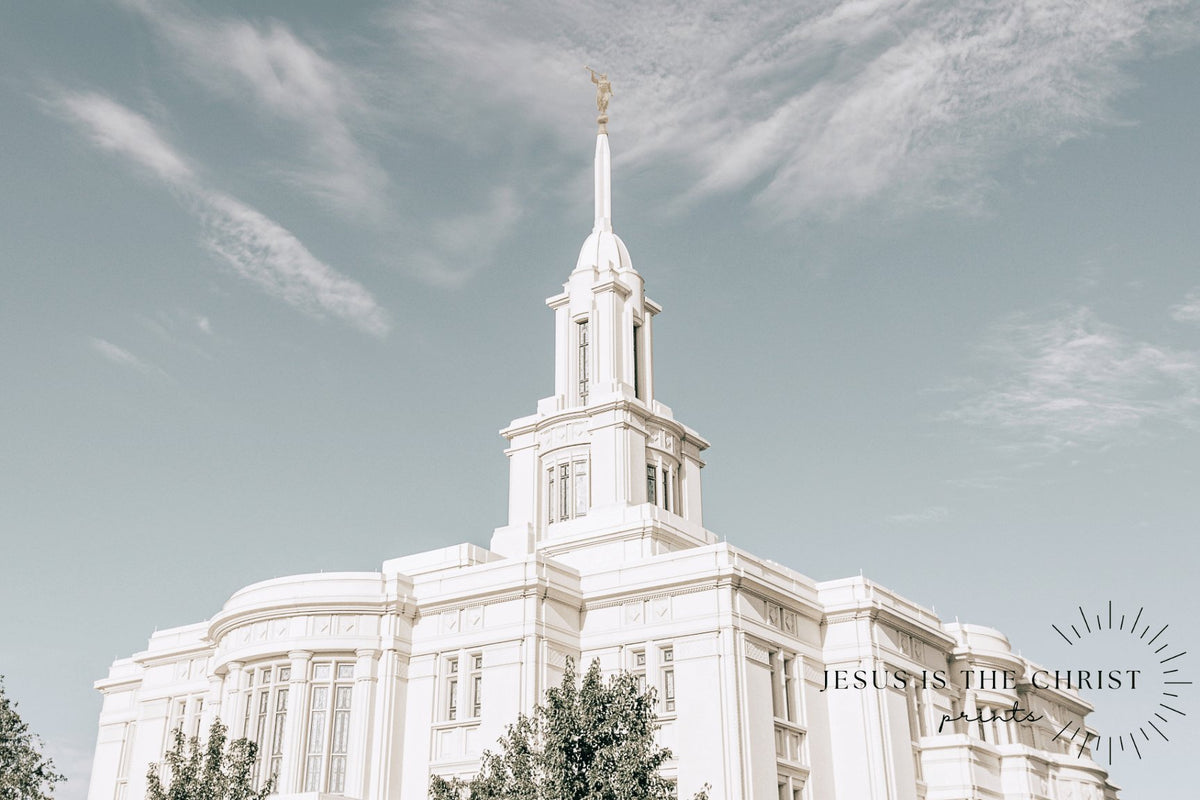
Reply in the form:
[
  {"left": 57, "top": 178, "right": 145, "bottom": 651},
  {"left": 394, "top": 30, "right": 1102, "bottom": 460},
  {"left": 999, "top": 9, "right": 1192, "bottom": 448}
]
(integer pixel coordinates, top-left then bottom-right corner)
[
  {"left": 430, "top": 659, "right": 709, "bottom": 800},
  {"left": 146, "top": 720, "right": 272, "bottom": 800},
  {"left": 0, "top": 677, "right": 65, "bottom": 800}
]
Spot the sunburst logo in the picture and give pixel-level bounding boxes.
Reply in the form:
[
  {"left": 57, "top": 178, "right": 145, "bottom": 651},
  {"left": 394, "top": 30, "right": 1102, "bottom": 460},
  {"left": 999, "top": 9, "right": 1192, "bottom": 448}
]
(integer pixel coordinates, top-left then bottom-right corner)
[{"left": 1046, "top": 602, "right": 1189, "bottom": 765}]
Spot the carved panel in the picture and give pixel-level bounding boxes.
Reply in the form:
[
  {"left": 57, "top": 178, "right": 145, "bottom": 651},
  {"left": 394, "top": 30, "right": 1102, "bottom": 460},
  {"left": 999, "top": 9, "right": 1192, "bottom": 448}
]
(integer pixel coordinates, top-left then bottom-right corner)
[
  {"left": 744, "top": 640, "right": 770, "bottom": 665},
  {"left": 466, "top": 606, "right": 484, "bottom": 631},
  {"left": 546, "top": 647, "right": 570, "bottom": 669},
  {"left": 650, "top": 597, "right": 670, "bottom": 622}
]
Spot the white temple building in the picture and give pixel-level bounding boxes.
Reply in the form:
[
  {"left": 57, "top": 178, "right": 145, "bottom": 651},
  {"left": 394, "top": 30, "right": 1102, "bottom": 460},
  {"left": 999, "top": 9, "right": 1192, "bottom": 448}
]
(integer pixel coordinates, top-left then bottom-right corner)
[{"left": 87, "top": 113, "right": 1120, "bottom": 800}]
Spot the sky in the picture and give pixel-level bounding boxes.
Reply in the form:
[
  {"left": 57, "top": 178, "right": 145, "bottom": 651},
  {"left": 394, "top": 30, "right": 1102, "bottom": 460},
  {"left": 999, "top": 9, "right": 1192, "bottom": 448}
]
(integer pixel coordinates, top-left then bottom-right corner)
[{"left": 1, "top": 1, "right": 1198, "bottom": 797}]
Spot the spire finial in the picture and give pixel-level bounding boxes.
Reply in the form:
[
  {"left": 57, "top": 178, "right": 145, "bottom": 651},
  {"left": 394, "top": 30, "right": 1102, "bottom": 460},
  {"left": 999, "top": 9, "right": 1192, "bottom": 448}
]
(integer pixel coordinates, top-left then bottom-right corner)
[{"left": 586, "top": 66, "right": 612, "bottom": 134}]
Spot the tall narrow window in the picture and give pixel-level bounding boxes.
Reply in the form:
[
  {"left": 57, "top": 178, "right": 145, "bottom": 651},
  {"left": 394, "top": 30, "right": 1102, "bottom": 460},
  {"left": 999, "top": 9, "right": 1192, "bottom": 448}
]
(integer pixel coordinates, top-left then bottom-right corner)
[
  {"left": 191, "top": 699, "right": 204, "bottom": 739},
  {"left": 632, "top": 324, "right": 641, "bottom": 399},
  {"left": 646, "top": 465, "right": 657, "bottom": 506},
  {"left": 446, "top": 658, "right": 459, "bottom": 721},
  {"left": 783, "top": 656, "right": 795, "bottom": 722},
  {"left": 577, "top": 320, "right": 590, "bottom": 405},
  {"left": 304, "top": 661, "right": 355, "bottom": 794},
  {"left": 305, "top": 687, "right": 328, "bottom": 792},
  {"left": 661, "top": 467, "right": 670, "bottom": 512},
  {"left": 242, "top": 665, "right": 291, "bottom": 788},
  {"left": 559, "top": 464, "right": 570, "bottom": 521},
  {"left": 330, "top": 681, "right": 351, "bottom": 793},
  {"left": 547, "top": 457, "right": 589, "bottom": 523},
  {"left": 661, "top": 648, "right": 676, "bottom": 713},
  {"left": 469, "top": 654, "right": 483, "bottom": 718},
  {"left": 167, "top": 698, "right": 186, "bottom": 741},
  {"left": 572, "top": 459, "right": 589, "bottom": 518},
  {"left": 769, "top": 652, "right": 783, "bottom": 719},
  {"left": 632, "top": 650, "right": 647, "bottom": 693},
  {"left": 906, "top": 683, "right": 925, "bottom": 782},
  {"left": 270, "top": 687, "right": 287, "bottom": 780}
]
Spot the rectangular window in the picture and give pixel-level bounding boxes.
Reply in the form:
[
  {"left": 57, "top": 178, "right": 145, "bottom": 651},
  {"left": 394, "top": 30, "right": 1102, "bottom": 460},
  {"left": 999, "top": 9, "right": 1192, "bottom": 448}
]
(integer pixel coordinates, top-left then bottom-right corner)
[
  {"left": 447, "top": 658, "right": 459, "bottom": 721},
  {"left": 633, "top": 324, "right": 641, "bottom": 399},
  {"left": 330, "top": 686, "right": 351, "bottom": 793},
  {"left": 167, "top": 698, "right": 185, "bottom": 740},
  {"left": 559, "top": 464, "right": 570, "bottom": 521},
  {"left": 191, "top": 699, "right": 204, "bottom": 740},
  {"left": 305, "top": 686, "right": 328, "bottom": 792},
  {"left": 646, "top": 465, "right": 657, "bottom": 506},
  {"left": 632, "top": 650, "right": 647, "bottom": 693},
  {"left": 782, "top": 656, "right": 795, "bottom": 723},
  {"left": 573, "top": 460, "right": 589, "bottom": 518},
  {"left": 469, "top": 654, "right": 484, "bottom": 718},
  {"left": 662, "top": 467, "right": 670, "bottom": 512},
  {"left": 303, "top": 661, "right": 355, "bottom": 794},
  {"left": 770, "top": 651, "right": 784, "bottom": 719},
  {"left": 548, "top": 458, "right": 589, "bottom": 523},
  {"left": 662, "top": 648, "right": 675, "bottom": 713},
  {"left": 577, "top": 320, "right": 590, "bottom": 405}
]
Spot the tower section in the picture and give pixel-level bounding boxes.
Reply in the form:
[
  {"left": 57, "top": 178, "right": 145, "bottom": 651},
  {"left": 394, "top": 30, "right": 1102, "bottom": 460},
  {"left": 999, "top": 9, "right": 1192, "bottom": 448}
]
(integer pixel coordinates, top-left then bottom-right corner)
[{"left": 490, "top": 128, "right": 714, "bottom": 569}]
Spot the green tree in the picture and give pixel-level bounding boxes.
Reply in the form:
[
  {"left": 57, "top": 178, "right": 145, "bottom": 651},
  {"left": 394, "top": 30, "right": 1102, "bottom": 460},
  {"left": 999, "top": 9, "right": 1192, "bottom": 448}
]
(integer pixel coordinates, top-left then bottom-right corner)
[
  {"left": 430, "top": 659, "right": 709, "bottom": 800},
  {"left": 146, "top": 720, "right": 272, "bottom": 800},
  {"left": 0, "top": 677, "right": 65, "bottom": 800}
]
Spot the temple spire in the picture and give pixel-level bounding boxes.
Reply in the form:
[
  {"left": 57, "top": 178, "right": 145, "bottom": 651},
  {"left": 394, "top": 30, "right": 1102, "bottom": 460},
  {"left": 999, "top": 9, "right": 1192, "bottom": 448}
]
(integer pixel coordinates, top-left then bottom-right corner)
[
  {"left": 586, "top": 67, "right": 614, "bottom": 233},
  {"left": 594, "top": 133, "right": 611, "bottom": 233}
]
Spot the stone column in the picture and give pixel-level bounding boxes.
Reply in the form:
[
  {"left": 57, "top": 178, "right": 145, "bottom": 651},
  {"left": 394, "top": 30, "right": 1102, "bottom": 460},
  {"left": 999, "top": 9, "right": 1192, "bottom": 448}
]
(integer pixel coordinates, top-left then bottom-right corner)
[
  {"left": 280, "top": 650, "right": 313, "bottom": 793},
  {"left": 345, "top": 648, "right": 379, "bottom": 799},
  {"left": 224, "top": 662, "right": 245, "bottom": 738},
  {"left": 203, "top": 673, "right": 223, "bottom": 732}
]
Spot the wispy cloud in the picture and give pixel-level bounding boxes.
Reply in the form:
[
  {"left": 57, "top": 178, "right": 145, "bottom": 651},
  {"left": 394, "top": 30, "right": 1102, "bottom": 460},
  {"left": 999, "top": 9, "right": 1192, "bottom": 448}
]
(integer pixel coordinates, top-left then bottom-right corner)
[
  {"left": 51, "top": 91, "right": 389, "bottom": 336},
  {"left": 397, "top": 0, "right": 1200, "bottom": 219},
  {"left": 120, "top": 0, "right": 385, "bottom": 217},
  {"left": 199, "top": 191, "right": 390, "bottom": 334},
  {"left": 888, "top": 506, "right": 950, "bottom": 525},
  {"left": 1170, "top": 289, "right": 1200, "bottom": 324},
  {"left": 55, "top": 92, "right": 192, "bottom": 183},
  {"left": 407, "top": 187, "right": 522, "bottom": 288},
  {"left": 947, "top": 306, "right": 1200, "bottom": 451},
  {"left": 89, "top": 337, "right": 161, "bottom": 375}
]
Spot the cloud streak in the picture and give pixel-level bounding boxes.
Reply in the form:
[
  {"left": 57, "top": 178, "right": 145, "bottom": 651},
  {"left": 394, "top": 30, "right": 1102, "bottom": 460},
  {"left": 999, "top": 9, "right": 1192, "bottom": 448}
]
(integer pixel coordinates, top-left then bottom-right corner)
[
  {"left": 397, "top": 0, "right": 1200, "bottom": 220},
  {"left": 121, "top": 0, "right": 386, "bottom": 218},
  {"left": 948, "top": 306, "right": 1200, "bottom": 451},
  {"left": 52, "top": 91, "right": 389, "bottom": 336},
  {"left": 1170, "top": 289, "right": 1200, "bottom": 324},
  {"left": 406, "top": 187, "right": 522, "bottom": 288},
  {"left": 89, "top": 338, "right": 161, "bottom": 375},
  {"left": 888, "top": 506, "right": 950, "bottom": 525}
]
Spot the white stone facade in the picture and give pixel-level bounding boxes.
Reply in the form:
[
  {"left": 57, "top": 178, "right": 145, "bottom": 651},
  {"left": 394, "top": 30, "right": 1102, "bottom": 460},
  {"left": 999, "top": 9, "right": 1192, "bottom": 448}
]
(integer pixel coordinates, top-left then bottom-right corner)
[{"left": 88, "top": 131, "right": 1119, "bottom": 800}]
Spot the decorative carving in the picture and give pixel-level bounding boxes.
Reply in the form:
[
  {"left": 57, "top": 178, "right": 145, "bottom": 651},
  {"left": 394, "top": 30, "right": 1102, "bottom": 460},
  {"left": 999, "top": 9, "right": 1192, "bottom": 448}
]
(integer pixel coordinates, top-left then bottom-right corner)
[
  {"left": 546, "top": 647, "right": 570, "bottom": 668},
  {"left": 466, "top": 606, "right": 484, "bottom": 630},
  {"left": 744, "top": 639, "right": 770, "bottom": 665},
  {"left": 651, "top": 597, "right": 670, "bottom": 621},
  {"left": 623, "top": 601, "right": 644, "bottom": 625}
]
